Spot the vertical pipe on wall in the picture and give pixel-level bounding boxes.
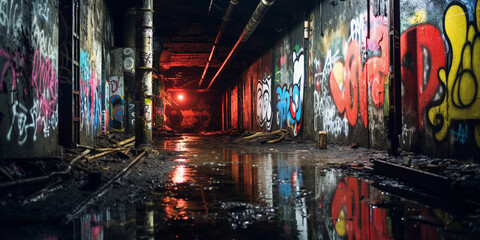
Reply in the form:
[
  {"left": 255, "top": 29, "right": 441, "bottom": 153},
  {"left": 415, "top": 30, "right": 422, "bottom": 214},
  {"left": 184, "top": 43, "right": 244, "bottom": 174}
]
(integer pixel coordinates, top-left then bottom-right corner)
[
  {"left": 388, "top": 0, "right": 402, "bottom": 155},
  {"left": 135, "top": 0, "right": 154, "bottom": 148}
]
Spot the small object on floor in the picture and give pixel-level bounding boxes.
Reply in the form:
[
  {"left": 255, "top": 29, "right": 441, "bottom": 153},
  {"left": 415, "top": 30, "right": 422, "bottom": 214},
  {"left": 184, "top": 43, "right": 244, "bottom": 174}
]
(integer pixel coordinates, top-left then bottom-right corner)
[{"left": 318, "top": 131, "right": 327, "bottom": 149}]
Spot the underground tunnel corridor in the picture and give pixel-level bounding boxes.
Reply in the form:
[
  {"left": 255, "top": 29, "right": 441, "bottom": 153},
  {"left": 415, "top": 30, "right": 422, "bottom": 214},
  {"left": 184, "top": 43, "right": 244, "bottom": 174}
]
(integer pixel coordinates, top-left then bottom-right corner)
[
  {"left": 1, "top": 134, "right": 480, "bottom": 239},
  {"left": 2, "top": 0, "right": 480, "bottom": 239}
]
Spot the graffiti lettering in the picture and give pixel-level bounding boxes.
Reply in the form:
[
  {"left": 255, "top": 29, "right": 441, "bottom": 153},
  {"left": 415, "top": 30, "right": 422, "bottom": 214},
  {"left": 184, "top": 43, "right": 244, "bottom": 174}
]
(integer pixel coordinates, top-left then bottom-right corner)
[
  {"left": 451, "top": 123, "right": 468, "bottom": 144},
  {"left": 36, "top": 0, "right": 50, "bottom": 22},
  {"left": 32, "top": 14, "right": 57, "bottom": 67},
  {"left": 0, "top": 0, "right": 23, "bottom": 40},
  {"left": 313, "top": 51, "right": 350, "bottom": 136},
  {"left": 326, "top": 15, "right": 389, "bottom": 128},
  {"left": 257, "top": 75, "right": 272, "bottom": 130},
  {"left": 276, "top": 85, "right": 289, "bottom": 129},
  {"left": 139, "top": 51, "right": 152, "bottom": 66},
  {"left": 79, "top": 50, "right": 101, "bottom": 135},
  {"left": 427, "top": 0, "right": 480, "bottom": 147},
  {"left": 109, "top": 77, "right": 123, "bottom": 94},
  {"left": 31, "top": 50, "right": 58, "bottom": 138},
  {"left": 129, "top": 103, "right": 135, "bottom": 127},
  {"left": 1, "top": 49, "right": 57, "bottom": 145},
  {"left": 0, "top": 49, "right": 22, "bottom": 93},
  {"left": 401, "top": 124, "right": 416, "bottom": 147},
  {"left": 401, "top": 24, "right": 445, "bottom": 130},
  {"left": 275, "top": 46, "right": 304, "bottom": 136}
]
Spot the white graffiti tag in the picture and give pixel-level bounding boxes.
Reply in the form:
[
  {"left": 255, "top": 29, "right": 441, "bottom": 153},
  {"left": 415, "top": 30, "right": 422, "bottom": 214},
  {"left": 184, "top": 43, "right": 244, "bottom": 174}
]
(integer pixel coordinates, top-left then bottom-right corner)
[{"left": 256, "top": 75, "right": 272, "bottom": 130}]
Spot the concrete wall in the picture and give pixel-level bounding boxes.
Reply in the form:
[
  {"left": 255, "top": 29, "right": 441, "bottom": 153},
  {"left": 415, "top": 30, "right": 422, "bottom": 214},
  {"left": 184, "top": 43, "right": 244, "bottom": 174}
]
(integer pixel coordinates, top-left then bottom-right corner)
[
  {"left": 79, "top": 0, "right": 114, "bottom": 145},
  {"left": 229, "top": 0, "right": 480, "bottom": 160},
  {"left": 0, "top": 0, "right": 59, "bottom": 158},
  {"left": 242, "top": 50, "right": 273, "bottom": 132},
  {"left": 109, "top": 48, "right": 135, "bottom": 133},
  {"left": 0, "top": 0, "right": 115, "bottom": 158}
]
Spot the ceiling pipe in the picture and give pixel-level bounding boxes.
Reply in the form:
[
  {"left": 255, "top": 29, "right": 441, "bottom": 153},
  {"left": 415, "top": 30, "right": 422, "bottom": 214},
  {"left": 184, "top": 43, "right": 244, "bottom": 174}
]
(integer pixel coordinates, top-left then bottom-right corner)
[
  {"left": 199, "top": 0, "right": 239, "bottom": 87},
  {"left": 207, "top": 0, "right": 275, "bottom": 90}
]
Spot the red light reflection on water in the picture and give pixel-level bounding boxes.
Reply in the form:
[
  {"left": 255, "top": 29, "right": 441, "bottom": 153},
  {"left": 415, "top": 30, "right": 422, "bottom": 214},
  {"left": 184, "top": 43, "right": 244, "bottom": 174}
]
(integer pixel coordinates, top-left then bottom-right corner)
[
  {"left": 172, "top": 165, "right": 188, "bottom": 184},
  {"left": 163, "top": 140, "right": 189, "bottom": 152}
]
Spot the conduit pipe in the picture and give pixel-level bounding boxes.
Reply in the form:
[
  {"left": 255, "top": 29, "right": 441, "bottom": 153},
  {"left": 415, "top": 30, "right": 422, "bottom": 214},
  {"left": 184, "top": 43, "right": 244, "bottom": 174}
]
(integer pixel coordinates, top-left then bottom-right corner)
[
  {"left": 68, "top": 151, "right": 147, "bottom": 220},
  {"left": 0, "top": 150, "right": 91, "bottom": 189},
  {"left": 207, "top": 0, "right": 275, "bottom": 90},
  {"left": 199, "top": 0, "right": 239, "bottom": 87}
]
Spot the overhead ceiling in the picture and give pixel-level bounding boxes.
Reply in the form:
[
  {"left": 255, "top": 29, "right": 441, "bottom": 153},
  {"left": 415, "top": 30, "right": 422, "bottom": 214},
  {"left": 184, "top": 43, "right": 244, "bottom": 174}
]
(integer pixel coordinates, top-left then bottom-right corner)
[{"left": 110, "top": 0, "right": 299, "bottom": 90}]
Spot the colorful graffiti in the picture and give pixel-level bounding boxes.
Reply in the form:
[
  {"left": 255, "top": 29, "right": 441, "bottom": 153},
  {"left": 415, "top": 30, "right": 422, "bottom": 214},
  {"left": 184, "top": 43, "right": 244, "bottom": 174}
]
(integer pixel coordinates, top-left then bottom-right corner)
[
  {"left": 1, "top": 49, "right": 58, "bottom": 145},
  {"left": 80, "top": 49, "right": 102, "bottom": 136},
  {"left": 275, "top": 45, "right": 304, "bottom": 136},
  {"left": 256, "top": 75, "right": 272, "bottom": 131},
  {"left": 427, "top": 0, "right": 480, "bottom": 147},
  {"left": 313, "top": 50, "right": 350, "bottom": 137},
  {"left": 110, "top": 95, "right": 124, "bottom": 130},
  {"left": 0, "top": 0, "right": 23, "bottom": 40},
  {"left": 327, "top": 14, "right": 389, "bottom": 128},
  {"left": 401, "top": 24, "right": 446, "bottom": 130},
  {"left": 32, "top": 2, "right": 57, "bottom": 68},
  {"left": 331, "top": 177, "right": 390, "bottom": 239},
  {"left": 109, "top": 76, "right": 124, "bottom": 131}
]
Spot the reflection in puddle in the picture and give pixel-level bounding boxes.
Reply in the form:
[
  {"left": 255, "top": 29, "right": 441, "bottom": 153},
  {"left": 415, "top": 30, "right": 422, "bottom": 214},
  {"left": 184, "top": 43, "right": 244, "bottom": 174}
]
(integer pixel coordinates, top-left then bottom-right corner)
[
  {"left": 71, "top": 138, "right": 477, "bottom": 239},
  {"left": 171, "top": 165, "right": 188, "bottom": 184}
]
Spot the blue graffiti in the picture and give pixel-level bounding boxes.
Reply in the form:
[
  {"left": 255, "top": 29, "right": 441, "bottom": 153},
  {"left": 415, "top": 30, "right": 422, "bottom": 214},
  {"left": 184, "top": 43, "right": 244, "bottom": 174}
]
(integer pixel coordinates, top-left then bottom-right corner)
[
  {"left": 79, "top": 49, "right": 101, "bottom": 135},
  {"left": 80, "top": 50, "right": 90, "bottom": 82},
  {"left": 451, "top": 124, "right": 468, "bottom": 144},
  {"left": 276, "top": 85, "right": 290, "bottom": 129},
  {"left": 291, "top": 84, "right": 301, "bottom": 123}
]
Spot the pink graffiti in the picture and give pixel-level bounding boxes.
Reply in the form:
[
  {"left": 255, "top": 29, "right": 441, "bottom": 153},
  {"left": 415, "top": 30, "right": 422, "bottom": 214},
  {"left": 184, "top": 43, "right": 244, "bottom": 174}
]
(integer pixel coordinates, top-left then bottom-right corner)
[
  {"left": 0, "top": 49, "right": 23, "bottom": 92},
  {"left": 31, "top": 50, "right": 58, "bottom": 131},
  {"left": 401, "top": 24, "right": 445, "bottom": 130}
]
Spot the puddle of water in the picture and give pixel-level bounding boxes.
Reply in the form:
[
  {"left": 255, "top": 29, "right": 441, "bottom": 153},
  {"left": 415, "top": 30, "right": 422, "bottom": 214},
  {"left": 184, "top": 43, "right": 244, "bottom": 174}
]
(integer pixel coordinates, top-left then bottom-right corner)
[
  {"left": 2, "top": 136, "right": 477, "bottom": 239},
  {"left": 71, "top": 138, "right": 476, "bottom": 240}
]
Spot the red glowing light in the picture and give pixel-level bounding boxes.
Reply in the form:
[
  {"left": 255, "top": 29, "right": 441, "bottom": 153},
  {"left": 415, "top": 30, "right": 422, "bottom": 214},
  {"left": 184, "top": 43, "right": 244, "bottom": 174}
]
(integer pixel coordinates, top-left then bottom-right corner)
[{"left": 178, "top": 94, "right": 184, "bottom": 100}]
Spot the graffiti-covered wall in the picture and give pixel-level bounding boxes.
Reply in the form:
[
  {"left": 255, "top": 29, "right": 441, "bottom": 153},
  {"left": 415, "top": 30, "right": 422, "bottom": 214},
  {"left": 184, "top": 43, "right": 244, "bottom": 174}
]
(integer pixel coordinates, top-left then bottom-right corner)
[
  {"left": 235, "top": 19, "right": 305, "bottom": 135},
  {"left": 79, "top": 0, "right": 114, "bottom": 145},
  {"left": 400, "top": 0, "right": 480, "bottom": 159},
  {"left": 273, "top": 24, "right": 305, "bottom": 137},
  {"left": 310, "top": 0, "right": 389, "bottom": 147},
  {"left": 241, "top": 50, "right": 273, "bottom": 132},
  {"left": 232, "top": 0, "right": 480, "bottom": 160},
  {"left": 109, "top": 47, "right": 136, "bottom": 133},
  {"left": 0, "top": 0, "right": 59, "bottom": 158}
]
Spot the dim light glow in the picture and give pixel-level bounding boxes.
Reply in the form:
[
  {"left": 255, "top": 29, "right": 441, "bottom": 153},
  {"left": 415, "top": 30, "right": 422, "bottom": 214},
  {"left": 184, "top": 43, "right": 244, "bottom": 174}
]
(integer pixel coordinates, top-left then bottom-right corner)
[
  {"left": 178, "top": 94, "right": 184, "bottom": 100},
  {"left": 172, "top": 165, "right": 187, "bottom": 184}
]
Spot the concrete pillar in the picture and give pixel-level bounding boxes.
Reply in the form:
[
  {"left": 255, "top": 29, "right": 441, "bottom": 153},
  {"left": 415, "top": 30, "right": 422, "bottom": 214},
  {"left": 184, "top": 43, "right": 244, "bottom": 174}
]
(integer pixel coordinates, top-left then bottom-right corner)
[{"left": 135, "top": 0, "right": 154, "bottom": 148}]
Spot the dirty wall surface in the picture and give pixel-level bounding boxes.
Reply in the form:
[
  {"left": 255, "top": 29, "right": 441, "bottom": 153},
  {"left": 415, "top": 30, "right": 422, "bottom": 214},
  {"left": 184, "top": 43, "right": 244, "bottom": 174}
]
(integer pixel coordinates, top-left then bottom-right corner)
[
  {"left": 79, "top": 0, "right": 114, "bottom": 146},
  {"left": 109, "top": 47, "right": 135, "bottom": 133},
  {"left": 232, "top": 0, "right": 480, "bottom": 160},
  {"left": 0, "top": 0, "right": 115, "bottom": 158},
  {"left": 0, "top": 0, "right": 59, "bottom": 158}
]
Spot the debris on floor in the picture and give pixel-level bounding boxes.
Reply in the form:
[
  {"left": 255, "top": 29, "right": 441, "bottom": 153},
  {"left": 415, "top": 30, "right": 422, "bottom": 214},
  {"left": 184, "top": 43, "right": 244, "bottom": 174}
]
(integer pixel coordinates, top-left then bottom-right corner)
[{"left": 232, "top": 129, "right": 293, "bottom": 144}]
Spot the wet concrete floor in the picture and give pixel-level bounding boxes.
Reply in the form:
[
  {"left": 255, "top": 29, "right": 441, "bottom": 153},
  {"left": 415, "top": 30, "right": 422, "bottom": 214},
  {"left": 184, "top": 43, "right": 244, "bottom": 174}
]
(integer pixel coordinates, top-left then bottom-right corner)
[{"left": 3, "top": 135, "right": 480, "bottom": 239}]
